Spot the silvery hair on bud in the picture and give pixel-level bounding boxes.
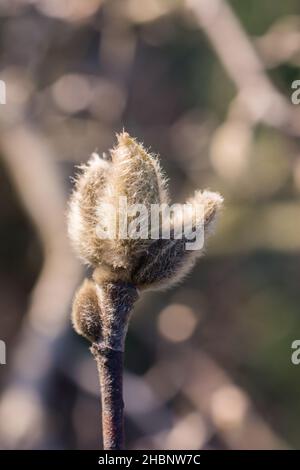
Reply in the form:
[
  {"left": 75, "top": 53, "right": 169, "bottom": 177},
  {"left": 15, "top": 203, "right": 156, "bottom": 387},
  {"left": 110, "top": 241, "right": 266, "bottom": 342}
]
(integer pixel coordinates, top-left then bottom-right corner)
[{"left": 68, "top": 132, "right": 223, "bottom": 294}]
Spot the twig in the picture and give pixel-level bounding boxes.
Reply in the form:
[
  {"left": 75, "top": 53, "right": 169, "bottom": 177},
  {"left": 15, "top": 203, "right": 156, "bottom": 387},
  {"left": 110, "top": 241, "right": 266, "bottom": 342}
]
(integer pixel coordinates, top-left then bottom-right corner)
[
  {"left": 185, "top": 0, "right": 300, "bottom": 136},
  {"left": 92, "top": 345, "right": 125, "bottom": 449},
  {"left": 0, "top": 124, "right": 82, "bottom": 448},
  {"left": 72, "top": 279, "right": 138, "bottom": 449},
  {"left": 92, "top": 281, "right": 138, "bottom": 450}
]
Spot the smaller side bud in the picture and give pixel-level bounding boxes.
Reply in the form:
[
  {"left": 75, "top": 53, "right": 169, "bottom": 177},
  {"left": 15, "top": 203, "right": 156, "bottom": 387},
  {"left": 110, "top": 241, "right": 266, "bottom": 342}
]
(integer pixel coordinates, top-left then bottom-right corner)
[{"left": 72, "top": 279, "right": 102, "bottom": 343}]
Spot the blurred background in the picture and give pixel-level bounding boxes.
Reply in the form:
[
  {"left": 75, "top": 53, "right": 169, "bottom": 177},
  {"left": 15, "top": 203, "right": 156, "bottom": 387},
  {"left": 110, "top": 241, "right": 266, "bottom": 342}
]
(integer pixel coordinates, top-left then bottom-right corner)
[{"left": 0, "top": 0, "right": 300, "bottom": 450}]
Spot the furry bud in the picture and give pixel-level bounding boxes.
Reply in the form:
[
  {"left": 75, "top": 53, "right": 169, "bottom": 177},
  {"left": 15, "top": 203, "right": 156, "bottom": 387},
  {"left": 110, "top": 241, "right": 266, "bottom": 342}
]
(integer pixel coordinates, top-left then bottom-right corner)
[
  {"left": 68, "top": 132, "right": 223, "bottom": 292},
  {"left": 72, "top": 279, "right": 102, "bottom": 343},
  {"left": 68, "top": 154, "right": 111, "bottom": 267},
  {"left": 68, "top": 132, "right": 168, "bottom": 273},
  {"left": 72, "top": 278, "right": 138, "bottom": 349},
  {"left": 132, "top": 190, "right": 223, "bottom": 290}
]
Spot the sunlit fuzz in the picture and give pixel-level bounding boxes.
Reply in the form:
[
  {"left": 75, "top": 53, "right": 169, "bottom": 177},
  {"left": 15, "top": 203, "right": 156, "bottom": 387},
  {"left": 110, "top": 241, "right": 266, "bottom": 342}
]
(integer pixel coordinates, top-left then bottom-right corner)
[
  {"left": 68, "top": 132, "right": 168, "bottom": 274},
  {"left": 72, "top": 278, "right": 102, "bottom": 343},
  {"left": 68, "top": 132, "right": 223, "bottom": 293},
  {"left": 132, "top": 190, "right": 223, "bottom": 291},
  {"left": 68, "top": 153, "right": 111, "bottom": 267},
  {"left": 96, "top": 132, "right": 169, "bottom": 269}
]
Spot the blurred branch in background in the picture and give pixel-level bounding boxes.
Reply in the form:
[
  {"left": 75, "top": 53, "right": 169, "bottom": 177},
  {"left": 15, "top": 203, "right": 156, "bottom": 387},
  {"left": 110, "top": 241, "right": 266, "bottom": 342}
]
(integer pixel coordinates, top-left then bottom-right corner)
[
  {"left": 64, "top": 342, "right": 288, "bottom": 449},
  {"left": 180, "top": 349, "right": 287, "bottom": 450},
  {"left": 183, "top": 0, "right": 300, "bottom": 260},
  {"left": 255, "top": 15, "right": 300, "bottom": 69},
  {"left": 185, "top": 0, "right": 300, "bottom": 135},
  {"left": 0, "top": 125, "right": 82, "bottom": 448}
]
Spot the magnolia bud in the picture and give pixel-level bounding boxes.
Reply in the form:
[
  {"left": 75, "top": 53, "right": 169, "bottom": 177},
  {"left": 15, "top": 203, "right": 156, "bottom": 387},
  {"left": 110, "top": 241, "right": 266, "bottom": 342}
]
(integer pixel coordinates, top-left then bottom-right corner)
[
  {"left": 68, "top": 132, "right": 223, "bottom": 293},
  {"left": 72, "top": 279, "right": 102, "bottom": 343}
]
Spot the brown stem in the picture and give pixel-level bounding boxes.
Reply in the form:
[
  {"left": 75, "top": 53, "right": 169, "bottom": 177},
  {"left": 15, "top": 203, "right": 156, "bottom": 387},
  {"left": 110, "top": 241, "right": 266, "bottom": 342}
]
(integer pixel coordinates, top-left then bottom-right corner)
[
  {"left": 90, "top": 281, "right": 138, "bottom": 450},
  {"left": 92, "top": 345, "right": 124, "bottom": 450}
]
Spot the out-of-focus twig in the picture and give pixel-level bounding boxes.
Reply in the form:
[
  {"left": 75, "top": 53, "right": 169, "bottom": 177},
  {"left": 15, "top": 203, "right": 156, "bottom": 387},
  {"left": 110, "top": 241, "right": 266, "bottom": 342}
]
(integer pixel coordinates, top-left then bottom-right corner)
[
  {"left": 185, "top": 0, "right": 300, "bottom": 136},
  {"left": 255, "top": 16, "right": 300, "bottom": 68},
  {"left": 146, "top": 347, "right": 288, "bottom": 450},
  {"left": 0, "top": 124, "right": 82, "bottom": 448}
]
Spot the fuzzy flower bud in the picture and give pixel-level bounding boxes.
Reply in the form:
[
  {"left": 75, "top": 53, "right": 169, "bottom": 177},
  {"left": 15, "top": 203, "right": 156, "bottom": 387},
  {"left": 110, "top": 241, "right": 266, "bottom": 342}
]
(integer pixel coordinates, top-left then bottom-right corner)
[
  {"left": 68, "top": 132, "right": 168, "bottom": 276},
  {"left": 72, "top": 279, "right": 102, "bottom": 343},
  {"left": 68, "top": 131, "right": 223, "bottom": 296}
]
